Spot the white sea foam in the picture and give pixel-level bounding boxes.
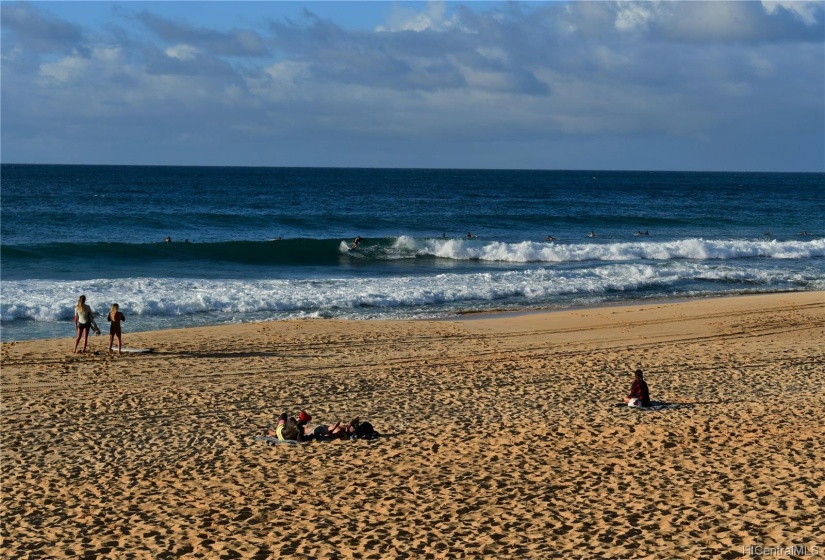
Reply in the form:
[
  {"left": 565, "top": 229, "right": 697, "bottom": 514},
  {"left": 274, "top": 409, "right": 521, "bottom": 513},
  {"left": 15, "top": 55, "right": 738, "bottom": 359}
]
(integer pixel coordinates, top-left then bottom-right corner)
[
  {"left": 2, "top": 261, "right": 822, "bottom": 325},
  {"left": 390, "top": 236, "right": 825, "bottom": 263}
]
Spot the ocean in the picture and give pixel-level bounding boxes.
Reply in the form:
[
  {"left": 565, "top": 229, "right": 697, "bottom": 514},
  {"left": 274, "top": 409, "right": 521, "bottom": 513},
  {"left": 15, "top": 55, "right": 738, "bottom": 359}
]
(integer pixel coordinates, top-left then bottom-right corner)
[{"left": 1, "top": 164, "right": 823, "bottom": 342}]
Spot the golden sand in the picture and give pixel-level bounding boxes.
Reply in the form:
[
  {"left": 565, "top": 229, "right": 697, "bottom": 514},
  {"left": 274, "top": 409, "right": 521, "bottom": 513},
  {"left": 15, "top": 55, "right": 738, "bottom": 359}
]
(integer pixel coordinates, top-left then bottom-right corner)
[{"left": 1, "top": 292, "right": 823, "bottom": 559}]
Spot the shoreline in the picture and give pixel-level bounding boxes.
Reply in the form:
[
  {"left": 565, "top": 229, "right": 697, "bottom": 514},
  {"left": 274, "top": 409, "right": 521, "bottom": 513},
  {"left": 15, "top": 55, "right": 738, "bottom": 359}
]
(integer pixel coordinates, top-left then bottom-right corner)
[
  {"left": 449, "top": 291, "right": 751, "bottom": 321},
  {"left": 2, "top": 291, "right": 823, "bottom": 559},
  {"left": 3, "top": 289, "right": 822, "bottom": 344}
]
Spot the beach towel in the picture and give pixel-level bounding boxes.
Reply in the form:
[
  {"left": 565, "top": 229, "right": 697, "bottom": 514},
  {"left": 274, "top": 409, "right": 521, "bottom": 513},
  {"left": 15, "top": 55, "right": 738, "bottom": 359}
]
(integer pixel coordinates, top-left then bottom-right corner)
[{"left": 254, "top": 435, "right": 304, "bottom": 445}]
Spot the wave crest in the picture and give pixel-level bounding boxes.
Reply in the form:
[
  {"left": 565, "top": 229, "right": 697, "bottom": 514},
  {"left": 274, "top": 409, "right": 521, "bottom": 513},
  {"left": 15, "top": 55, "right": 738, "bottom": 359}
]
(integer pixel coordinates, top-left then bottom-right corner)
[{"left": 390, "top": 236, "right": 825, "bottom": 263}]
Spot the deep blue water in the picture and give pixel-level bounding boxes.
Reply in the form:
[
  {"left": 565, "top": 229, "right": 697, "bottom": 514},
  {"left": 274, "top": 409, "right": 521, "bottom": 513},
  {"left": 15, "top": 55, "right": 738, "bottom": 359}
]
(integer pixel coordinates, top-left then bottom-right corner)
[{"left": 2, "top": 164, "right": 823, "bottom": 341}]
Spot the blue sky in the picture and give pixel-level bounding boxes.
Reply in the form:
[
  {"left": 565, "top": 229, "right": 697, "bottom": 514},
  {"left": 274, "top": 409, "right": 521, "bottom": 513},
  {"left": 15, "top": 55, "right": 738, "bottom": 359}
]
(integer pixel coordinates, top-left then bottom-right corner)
[{"left": 2, "top": 1, "right": 823, "bottom": 171}]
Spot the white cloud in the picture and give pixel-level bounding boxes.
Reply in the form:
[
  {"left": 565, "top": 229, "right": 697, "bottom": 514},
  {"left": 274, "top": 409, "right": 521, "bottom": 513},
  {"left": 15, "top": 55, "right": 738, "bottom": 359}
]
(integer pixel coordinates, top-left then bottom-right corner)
[
  {"left": 614, "top": 1, "right": 658, "bottom": 32},
  {"left": 459, "top": 66, "right": 519, "bottom": 93},
  {"left": 38, "top": 55, "right": 89, "bottom": 82},
  {"left": 242, "top": 61, "right": 314, "bottom": 103},
  {"left": 3, "top": 1, "right": 823, "bottom": 170},
  {"left": 376, "top": 1, "right": 453, "bottom": 32},
  {"left": 264, "top": 60, "right": 311, "bottom": 85},
  {"left": 93, "top": 46, "right": 122, "bottom": 64},
  {"left": 476, "top": 46, "right": 508, "bottom": 63},
  {"left": 1, "top": 45, "right": 25, "bottom": 64},
  {"left": 762, "top": 1, "right": 821, "bottom": 25},
  {"left": 165, "top": 44, "right": 198, "bottom": 61},
  {"left": 663, "top": 2, "right": 756, "bottom": 41}
]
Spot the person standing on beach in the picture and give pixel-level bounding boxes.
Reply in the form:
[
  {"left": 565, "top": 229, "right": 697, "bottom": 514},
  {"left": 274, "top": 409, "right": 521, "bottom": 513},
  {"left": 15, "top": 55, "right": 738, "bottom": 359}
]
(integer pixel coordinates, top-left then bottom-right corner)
[
  {"left": 73, "top": 295, "right": 99, "bottom": 353},
  {"left": 107, "top": 303, "right": 126, "bottom": 354}
]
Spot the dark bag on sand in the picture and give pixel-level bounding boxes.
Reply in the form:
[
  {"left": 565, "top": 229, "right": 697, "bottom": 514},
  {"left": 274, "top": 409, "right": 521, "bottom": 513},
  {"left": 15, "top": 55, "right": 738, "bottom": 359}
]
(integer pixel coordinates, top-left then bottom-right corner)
[{"left": 354, "top": 421, "right": 376, "bottom": 439}]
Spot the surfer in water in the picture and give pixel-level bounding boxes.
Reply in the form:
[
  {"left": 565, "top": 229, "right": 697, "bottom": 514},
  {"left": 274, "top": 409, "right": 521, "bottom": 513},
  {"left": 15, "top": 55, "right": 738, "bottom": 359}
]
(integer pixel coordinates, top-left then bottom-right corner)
[{"left": 350, "top": 236, "right": 363, "bottom": 250}]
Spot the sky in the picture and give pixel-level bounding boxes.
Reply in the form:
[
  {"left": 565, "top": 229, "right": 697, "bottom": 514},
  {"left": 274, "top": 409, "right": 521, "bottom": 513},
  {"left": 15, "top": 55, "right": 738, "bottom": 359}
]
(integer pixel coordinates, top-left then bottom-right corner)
[{"left": 1, "top": 1, "right": 824, "bottom": 172}]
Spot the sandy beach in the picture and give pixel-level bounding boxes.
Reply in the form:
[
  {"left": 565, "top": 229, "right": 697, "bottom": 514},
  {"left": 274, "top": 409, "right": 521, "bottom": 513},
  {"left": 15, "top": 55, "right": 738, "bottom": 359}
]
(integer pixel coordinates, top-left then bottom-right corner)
[{"left": 1, "top": 292, "right": 823, "bottom": 559}]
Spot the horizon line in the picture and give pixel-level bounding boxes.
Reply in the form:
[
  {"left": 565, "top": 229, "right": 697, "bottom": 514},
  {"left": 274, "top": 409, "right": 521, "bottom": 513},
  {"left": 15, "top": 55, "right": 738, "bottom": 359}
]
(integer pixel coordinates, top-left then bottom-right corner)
[{"left": 2, "top": 162, "right": 823, "bottom": 174}]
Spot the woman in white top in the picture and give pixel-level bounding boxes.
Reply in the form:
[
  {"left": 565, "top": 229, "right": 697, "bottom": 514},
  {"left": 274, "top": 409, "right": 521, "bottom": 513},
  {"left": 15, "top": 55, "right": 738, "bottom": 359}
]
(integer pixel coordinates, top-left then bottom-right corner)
[{"left": 73, "top": 295, "right": 98, "bottom": 353}]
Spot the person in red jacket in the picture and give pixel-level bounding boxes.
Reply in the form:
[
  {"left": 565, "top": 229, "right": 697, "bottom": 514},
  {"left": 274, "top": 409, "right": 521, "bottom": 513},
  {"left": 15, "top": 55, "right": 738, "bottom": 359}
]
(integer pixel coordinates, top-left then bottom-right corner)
[{"left": 624, "top": 369, "right": 651, "bottom": 407}]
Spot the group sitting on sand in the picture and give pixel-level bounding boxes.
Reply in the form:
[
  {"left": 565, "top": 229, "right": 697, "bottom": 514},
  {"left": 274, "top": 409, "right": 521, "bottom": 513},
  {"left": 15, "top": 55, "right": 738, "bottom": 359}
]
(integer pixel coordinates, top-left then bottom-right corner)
[
  {"left": 254, "top": 411, "right": 378, "bottom": 442},
  {"left": 256, "top": 371, "right": 650, "bottom": 447}
]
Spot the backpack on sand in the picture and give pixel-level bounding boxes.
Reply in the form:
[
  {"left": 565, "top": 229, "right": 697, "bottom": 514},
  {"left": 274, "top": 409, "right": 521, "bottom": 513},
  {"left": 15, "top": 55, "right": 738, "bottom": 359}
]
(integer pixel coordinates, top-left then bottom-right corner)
[{"left": 354, "top": 421, "right": 377, "bottom": 439}]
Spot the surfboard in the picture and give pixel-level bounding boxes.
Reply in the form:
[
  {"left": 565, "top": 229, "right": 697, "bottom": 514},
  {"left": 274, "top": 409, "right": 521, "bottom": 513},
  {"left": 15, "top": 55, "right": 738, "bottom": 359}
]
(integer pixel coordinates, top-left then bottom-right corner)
[
  {"left": 117, "top": 347, "right": 154, "bottom": 353},
  {"left": 340, "top": 240, "right": 358, "bottom": 254}
]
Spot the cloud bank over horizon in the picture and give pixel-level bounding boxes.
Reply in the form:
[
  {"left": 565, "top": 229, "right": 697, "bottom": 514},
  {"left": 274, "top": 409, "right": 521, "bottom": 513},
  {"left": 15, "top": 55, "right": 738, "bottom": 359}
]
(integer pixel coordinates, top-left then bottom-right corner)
[{"left": 2, "top": 1, "right": 823, "bottom": 171}]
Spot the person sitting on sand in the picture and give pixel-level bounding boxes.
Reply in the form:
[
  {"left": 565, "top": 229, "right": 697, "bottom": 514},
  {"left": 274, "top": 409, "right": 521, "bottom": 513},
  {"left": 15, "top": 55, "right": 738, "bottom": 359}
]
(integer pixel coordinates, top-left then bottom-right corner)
[
  {"left": 253, "top": 413, "right": 286, "bottom": 439},
  {"left": 623, "top": 369, "right": 651, "bottom": 407},
  {"left": 257, "top": 411, "right": 313, "bottom": 441},
  {"left": 283, "top": 410, "right": 312, "bottom": 441}
]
